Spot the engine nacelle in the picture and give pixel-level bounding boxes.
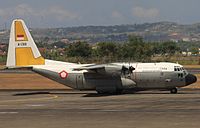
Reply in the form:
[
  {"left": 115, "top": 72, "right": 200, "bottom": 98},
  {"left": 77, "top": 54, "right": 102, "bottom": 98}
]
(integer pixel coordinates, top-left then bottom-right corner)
[
  {"left": 94, "top": 77, "right": 136, "bottom": 94},
  {"left": 121, "top": 78, "right": 136, "bottom": 89},
  {"left": 104, "top": 65, "right": 122, "bottom": 75}
]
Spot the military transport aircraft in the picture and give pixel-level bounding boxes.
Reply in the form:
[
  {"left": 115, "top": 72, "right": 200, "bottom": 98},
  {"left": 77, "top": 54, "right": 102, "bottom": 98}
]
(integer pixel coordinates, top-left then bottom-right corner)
[{"left": 6, "top": 19, "right": 197, "bottom": 94}]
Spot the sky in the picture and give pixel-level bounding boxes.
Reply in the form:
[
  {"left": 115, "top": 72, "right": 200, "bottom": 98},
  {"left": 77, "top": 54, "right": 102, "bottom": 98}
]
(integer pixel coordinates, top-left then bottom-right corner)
[{"left": 0, "top": 0, "right": 200, "bottom": 28}]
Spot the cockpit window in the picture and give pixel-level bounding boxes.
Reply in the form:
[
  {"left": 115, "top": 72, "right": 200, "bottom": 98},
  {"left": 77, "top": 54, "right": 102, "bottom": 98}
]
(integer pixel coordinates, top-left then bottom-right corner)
[{"left": 174, "top": 66, "right": 185, "bottom": 72}]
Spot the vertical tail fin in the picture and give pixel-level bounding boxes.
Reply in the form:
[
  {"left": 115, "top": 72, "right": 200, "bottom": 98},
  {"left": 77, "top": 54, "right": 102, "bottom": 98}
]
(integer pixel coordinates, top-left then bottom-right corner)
[{"left": 6, "top": 19, "right": 45, "bottom": 68}]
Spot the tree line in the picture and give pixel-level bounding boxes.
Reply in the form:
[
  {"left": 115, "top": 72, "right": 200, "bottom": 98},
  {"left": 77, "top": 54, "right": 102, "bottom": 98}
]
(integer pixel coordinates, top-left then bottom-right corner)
[
  {"left": 42, "top": 35, "right": 180, "bottom": 63},
  {"left": 0, "top": 35, "right": 181, "bottom": 64}
]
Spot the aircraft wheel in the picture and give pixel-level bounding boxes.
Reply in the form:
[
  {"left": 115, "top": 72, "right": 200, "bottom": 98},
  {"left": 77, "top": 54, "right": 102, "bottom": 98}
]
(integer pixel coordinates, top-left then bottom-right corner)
[
  {"left": 170, "top": 88, "right": 177, "bottom": 94},
  {"left": 96, "top": 89, "right": 123, "bottom": 95},
  {"left": 96, "top": 91, "right": 105, "bottom": 94},
  {"left": 96, "top": 90, "right": 111, "bottom": 94},
  {"left": 115, "top": 89, "right": 123, "bottom": 95}
]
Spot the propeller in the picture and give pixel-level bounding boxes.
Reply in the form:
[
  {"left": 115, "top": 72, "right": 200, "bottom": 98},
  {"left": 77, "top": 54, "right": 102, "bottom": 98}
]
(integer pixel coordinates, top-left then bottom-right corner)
[
  {"left": 129, "top": 66, "right": 135, "bottom": 73},
  {"left": 121, "top": 65, "right": 135, "bottom": 75},
  {"left": 128, "top": 60, "right": 135, "bottom": 73}
]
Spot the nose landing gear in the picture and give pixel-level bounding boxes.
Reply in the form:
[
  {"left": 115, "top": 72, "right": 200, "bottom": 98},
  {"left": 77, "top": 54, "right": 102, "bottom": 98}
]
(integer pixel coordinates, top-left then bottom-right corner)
[{"left": 170, "top": 88, "right": 178, "bottom": 94}]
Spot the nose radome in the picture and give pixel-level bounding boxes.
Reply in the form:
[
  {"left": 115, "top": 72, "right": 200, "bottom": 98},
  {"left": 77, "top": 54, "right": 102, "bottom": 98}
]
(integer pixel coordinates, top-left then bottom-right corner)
[{"left": 185, "top": 74, "right": 197, "bottom": 86}]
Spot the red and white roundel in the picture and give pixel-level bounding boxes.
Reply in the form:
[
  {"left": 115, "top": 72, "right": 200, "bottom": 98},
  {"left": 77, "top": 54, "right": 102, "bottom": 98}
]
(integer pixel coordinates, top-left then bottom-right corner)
[{"left": 59, "top": 70, "right": 68, "bottom": 79}]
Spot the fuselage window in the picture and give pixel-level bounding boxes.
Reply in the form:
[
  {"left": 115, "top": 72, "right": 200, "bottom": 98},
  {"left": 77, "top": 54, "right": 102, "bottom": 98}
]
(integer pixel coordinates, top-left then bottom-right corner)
[
  {"left": 183, "top": 71, "right": 186, "bottom": 75},
  {"left": 180, "top": 73, "right": 183, "bottom": 77},
  {"left": 178, "top": 73, "right": 184, "bottom": 78}
]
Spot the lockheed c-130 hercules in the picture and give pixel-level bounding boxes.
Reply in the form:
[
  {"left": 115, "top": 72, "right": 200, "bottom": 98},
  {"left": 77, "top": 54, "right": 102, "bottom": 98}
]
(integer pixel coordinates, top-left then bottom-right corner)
[{"left": 6, "top": 19, "right": 197, "bottom": 94}]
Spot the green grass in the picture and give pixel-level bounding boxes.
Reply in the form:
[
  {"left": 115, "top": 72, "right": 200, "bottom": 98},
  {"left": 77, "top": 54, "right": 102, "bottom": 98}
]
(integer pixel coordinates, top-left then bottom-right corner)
[{"left": 0, "top": 56, "right": 6, "bottom": 63}]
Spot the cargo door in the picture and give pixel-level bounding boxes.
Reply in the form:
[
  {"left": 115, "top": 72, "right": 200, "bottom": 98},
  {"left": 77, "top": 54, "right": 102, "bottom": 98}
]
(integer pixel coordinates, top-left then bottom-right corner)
[{"left": 76, "top": 75, "right": 83, "bottom": 90}]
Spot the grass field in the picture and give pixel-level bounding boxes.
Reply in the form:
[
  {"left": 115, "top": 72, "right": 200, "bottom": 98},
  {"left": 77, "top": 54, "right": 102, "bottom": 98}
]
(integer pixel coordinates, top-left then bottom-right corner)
[
  {"left": 0, "top": 73, "right": 70, "bottom": 90},
  {"left": 184, "top": 65, "right": 200, "bottom": 68},
  {"left": 0, "top": 65, "right": 5, "bottom": 70}
]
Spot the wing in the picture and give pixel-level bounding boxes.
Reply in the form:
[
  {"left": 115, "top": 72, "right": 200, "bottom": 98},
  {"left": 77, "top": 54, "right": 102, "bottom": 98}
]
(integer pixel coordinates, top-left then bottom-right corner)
[
  {"left": 73, "top": 64, "right": 105, "bottom": 73},
  {"left": 73, "top": 64, "right": 125, "bottom": 75}
]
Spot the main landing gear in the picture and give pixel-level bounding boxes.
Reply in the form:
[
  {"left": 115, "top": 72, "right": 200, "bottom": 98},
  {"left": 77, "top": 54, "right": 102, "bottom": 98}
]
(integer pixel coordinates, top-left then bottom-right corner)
[
  {"left": 170, "top": 88, "right": 178, "bottom": 94},
  {"left": 96, "top": 89, "right": 123, "bottom": 95}
]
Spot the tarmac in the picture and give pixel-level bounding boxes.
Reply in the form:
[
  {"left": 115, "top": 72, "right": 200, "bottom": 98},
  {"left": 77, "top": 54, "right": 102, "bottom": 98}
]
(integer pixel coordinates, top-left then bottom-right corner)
[{"left": 0, "top": 89, "right": 200, "bottom": 128}]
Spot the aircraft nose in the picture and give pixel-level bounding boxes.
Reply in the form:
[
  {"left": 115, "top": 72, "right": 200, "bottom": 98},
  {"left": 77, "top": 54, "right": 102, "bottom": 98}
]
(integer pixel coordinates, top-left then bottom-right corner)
[{"left": 185, "top": 74, "right": 197, "bottom": 85}]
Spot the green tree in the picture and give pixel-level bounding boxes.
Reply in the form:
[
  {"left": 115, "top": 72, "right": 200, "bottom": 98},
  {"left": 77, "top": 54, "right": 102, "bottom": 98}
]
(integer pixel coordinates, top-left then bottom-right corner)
[
  {"left": 95, "top": 42, "right": 118, "bottom": 57},
  {"left": 159, "top": 41, "right": 180, "bottom": 56},
  {"left": 66, "top": 41, "right": 92, "bottom": 57},
  {"left": 52, "top": 41, "right": 67, "bottom": 48},
  {"left": 191, "top": 47, "right": 199, "bottom": 55},
  {"left": 121, "top": 35, "right": 152, "bottom": 61}
]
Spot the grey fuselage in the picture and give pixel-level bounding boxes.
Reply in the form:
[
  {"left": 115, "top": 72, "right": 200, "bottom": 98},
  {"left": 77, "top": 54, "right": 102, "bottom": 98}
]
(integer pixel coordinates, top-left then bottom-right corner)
[{"left": 32, "top": 62, "right": 197, "bottom": 93}]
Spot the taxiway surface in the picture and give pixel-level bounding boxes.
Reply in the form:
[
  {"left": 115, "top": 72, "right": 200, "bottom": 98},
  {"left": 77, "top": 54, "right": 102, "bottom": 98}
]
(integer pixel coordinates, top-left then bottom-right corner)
[{"left": 0, "top": 89, "right": 200, "bottom": 128}]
